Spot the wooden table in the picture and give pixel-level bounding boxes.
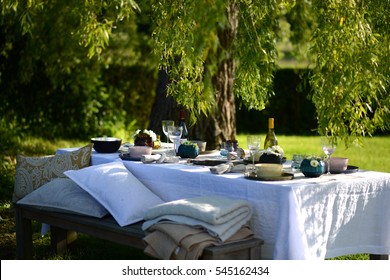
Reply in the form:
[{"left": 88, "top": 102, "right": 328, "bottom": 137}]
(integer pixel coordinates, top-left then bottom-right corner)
[
  {"left": 15, "top": 203, "right": 264, "bottom": 260},
  {"left": 56, "top": 148, "right": 390, "bottom": 260}
]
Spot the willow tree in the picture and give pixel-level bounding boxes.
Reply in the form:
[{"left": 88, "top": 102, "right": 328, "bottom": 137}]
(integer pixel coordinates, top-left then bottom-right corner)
[
  {"left": 309, "top": 0, "right": 390, "bottom": 145},
  {"left": 2, "top": 0, "right": 389, "bottom": 147},
  {"left": 0, "top": 0, "right": 144, "bottom": 138},
  {"left": 149, "top": 0, "right": 279, "bottom": 148},
  {"left": 149, "top": 0, "right": 389, "bottom": 147}
]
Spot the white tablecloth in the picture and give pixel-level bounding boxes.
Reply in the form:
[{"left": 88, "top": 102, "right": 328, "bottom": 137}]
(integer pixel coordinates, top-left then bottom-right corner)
[{"left": 57, "top": 148, "right": 390, "bottom": 260}]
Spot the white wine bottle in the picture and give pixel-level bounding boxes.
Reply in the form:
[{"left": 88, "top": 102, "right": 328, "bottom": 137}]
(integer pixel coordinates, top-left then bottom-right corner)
[
  {"left": 179, "top": 109, "right": 189, "bottom": 140},
  {"left": 264, "top": 117, "right": 278, "bottom": 149}
]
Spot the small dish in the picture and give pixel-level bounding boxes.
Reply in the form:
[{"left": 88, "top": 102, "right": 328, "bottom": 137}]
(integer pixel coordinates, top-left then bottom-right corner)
[
  {"left": 190, "top": 158, "right": 229, "bottom": 166},
  {"left": 151, "top": 147, "right": 172, "bottom": 154},
  {"left": 244, "top": 172, "right": 294, "bottom": 181},
  {"left": 331, "top": 165, "right": 359, "bottom": 174},
  {"left": 119, "top": 153, "right": 141, "bottom": 161}
]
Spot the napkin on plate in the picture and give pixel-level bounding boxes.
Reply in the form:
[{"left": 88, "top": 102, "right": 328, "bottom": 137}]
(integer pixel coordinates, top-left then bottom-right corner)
[
  {"left": 141, "top": 153, "right": 180, "bottom": 164},
  {"left": 209, "top": 163, "right": 246, "bottom": 174}
]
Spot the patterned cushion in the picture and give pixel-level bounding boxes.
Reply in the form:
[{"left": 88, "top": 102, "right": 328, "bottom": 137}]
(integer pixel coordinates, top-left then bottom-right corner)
[{"left": 13, "top": 143, "right": 93, "bottom": 202}]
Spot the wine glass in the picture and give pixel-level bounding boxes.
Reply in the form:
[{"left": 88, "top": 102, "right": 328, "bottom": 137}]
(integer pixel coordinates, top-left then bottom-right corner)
[
  {"left": 247, "top": 135, "right": 261, "bottom": 171},
  {"left": 321, "top": 136, "right": 336, "bottom": 174},
  {"left": 162, "top": 120, "right": 174, "bottom": 144},
  {"left": 168, "top": 125, "right": 183, "bottom": 153}
]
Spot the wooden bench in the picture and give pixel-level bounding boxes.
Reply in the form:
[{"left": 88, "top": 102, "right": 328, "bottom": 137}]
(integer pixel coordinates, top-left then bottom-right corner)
[{"left": 15, "top": 203, "right": 264, "bottom": 260}]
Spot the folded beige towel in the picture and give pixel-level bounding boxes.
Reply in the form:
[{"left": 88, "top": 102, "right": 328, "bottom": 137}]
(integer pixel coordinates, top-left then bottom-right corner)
[{"left": 143, "top": 222, "right": 254, "bottom": 260}]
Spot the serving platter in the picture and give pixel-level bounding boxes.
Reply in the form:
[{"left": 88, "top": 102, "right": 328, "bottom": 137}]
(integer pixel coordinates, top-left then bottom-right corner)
[
  {"left": 330, "top": 165, "right": 359, "bottom": 174},
  {"left": 119, "top": 153, "right": 141, "bottom": 161},
  {"left": 151, "top": 147, "right": 173, "bottom": 154},
  {"left": 190, "top": 158, "right": 229, "bottom": 166},
  {"left": 244, "top": 172, "right": 294, "bottom": 181}
]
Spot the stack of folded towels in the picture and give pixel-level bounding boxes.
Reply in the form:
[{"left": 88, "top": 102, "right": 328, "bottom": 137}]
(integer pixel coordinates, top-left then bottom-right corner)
[{"left": 142, "top": 195, "right": 254, "bottom": 259}]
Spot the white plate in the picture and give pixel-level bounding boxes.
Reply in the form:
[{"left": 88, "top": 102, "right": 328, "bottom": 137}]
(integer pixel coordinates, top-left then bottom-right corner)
[{"left": 151, "top": 148, "right": 173, "bottom": 154}]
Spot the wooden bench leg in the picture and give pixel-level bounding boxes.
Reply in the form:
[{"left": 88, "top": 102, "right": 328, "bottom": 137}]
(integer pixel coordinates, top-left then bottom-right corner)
[
  {"left": 50, "top": 226, "right": 78, "bottom": 255},
  {"left": 15, "top": 207, "right": 33, "bottom": 259},
  {"left": 369, "top": 254, "right": 389, "bottom": 260}
]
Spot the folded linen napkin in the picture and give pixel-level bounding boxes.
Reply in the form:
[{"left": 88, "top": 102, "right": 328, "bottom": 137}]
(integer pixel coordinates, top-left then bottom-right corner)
[
  {"left": 141, "top": 154, "right": 162, "bottom": 163},
  {"left": 210, "top": 163, "right": 246, "bottom": 174},
  {"left": 142, "top": 195, "right": 253, "bottom": 242},
  {"left": 140, "top": 153, "right": 180, "bottom": 164}
]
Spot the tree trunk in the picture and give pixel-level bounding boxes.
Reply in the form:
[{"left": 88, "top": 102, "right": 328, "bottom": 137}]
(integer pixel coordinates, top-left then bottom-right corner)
[
  {"left": 191, "top": 2, "right": 239, "bottom": 150},
  {"left": 148, "top": 68, "right": 181, "bottom": 142},
  {"left": 149, "top": 2, "right": 239, "bottom": 150}
]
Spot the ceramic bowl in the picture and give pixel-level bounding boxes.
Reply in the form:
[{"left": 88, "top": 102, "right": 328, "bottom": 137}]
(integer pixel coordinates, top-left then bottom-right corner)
[
  {"left": 190, "top": 141, "right": 207, "bottom": 152},
  {"left": 329, "top": 157, "right": 349, "bottom": 173},
  {"left": 128, "top": 146, "right": 152, "bottom": 158},
  {"left": 255, "top": 163, "right": 283, "bottom": 178},
  {"left": 91, "top": 137, "right": 122, "bottom": 153}
]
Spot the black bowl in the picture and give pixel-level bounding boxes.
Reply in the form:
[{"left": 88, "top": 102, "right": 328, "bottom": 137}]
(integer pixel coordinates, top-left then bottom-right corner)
[{"left": 91, "top": 137, "right": 122, "bottom": 153}]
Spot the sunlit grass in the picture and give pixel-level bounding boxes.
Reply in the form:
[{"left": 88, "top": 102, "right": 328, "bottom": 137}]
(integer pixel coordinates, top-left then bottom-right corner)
[
  {"left": 18, "top": 137, "right": 87, "bottom": 156},
  {"left": 237, "top": 135, "right": 390, "bottom": 173}
]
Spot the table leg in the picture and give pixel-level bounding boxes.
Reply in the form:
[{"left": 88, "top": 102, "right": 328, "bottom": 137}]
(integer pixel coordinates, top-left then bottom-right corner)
[
  {"left": 369, "top": 254, "right": 389, "bottom": 260},
  {"left": 50, "top": 226, "right": 78, "bottom": 254},
  {"left": 15, "top": 207, "right": 33, "bottom": 259}
]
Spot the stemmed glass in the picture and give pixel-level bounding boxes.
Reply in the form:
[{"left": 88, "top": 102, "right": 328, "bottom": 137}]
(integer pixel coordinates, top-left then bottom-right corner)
[
  {"left": 247, "top": 135, "right": 261, "bottom": 171},
  {"left": 321, "top": 136, "right": 336, "bottom": 174},
  {"left": 168, "top": 125, "right": 183, "bottom": 154},
  {"left": 162, "top": 120, "right": 174, "bottom": 144}
]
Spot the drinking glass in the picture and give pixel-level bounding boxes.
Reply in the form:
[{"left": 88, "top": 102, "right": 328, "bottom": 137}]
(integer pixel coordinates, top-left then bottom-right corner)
[
  {"left": 291, "top": 154, "right": 305, "bottom": 172},
  {"left": 168, "top": 125, "right": 183, "bottom": 153},
  {"left": 321, "top": 136, "right": 336, "bottom": 174},
  {"left": 247, "top": 135, "right": 261, "bottom": 170},
  {"left": 162, "top": 120, "right": 174, "bottom": 143},
  {"left": 220, "top": 142, "right": 234, "bottom": 157}
]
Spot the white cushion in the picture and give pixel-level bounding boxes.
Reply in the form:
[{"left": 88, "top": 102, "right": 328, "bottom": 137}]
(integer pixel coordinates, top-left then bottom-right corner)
[
  {"left": 16, "top": 178, "right": 108, "bottom": 218},
  {"left": 64, "top": 161, "right": 164, "bottom": 226}
]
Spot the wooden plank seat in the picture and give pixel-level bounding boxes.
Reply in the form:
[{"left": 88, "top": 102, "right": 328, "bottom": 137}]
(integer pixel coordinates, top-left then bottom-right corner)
[{"left": 15, "top": 203, "right": 264, "bottom": 260}]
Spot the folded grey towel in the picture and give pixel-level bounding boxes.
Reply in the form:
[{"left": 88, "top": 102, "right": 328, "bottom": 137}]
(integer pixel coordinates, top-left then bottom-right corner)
[{"left": 142, "top": 195, "right": 253, "bottom": 242}]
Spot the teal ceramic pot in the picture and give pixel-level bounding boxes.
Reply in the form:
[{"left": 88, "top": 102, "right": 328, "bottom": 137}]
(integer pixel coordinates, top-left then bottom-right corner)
[
  {"left": 178, "top": 143, "right": 199, "bottom": 158},
  {"left": 300, "top": 158, "right": 325, "bottom": 178}
]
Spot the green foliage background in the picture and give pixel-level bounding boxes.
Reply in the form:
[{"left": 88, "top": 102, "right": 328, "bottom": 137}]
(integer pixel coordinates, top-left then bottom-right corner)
[
  {"left": 1, "top": 0, "right": 389, "bottom": 144},
  {"left": 0, "top": 1, "right": 389, "bottom": 260},
  {"left": 0, "top": 0, "right": 157, "bottom": 140}
]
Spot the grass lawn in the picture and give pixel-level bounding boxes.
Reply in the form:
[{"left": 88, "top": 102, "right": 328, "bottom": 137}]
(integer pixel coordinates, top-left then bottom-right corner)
[
  {"left": 0, "top": 135, "right": 389, "bottom": 260},
  {"left": 236, "top": 135, "right": 390, "bottom": 173}
]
